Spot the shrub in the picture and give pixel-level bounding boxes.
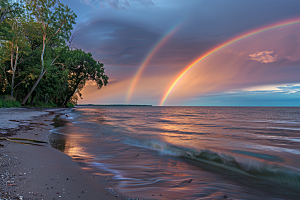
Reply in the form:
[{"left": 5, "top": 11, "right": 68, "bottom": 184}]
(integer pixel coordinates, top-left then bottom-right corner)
[
  {"left": 66, "top": 103, "right": 74, "bottom": 108},
  {"left": 0, "top": 99, "right": 21, "bottom": 108},
  {"left": 33, "top": 100, "right": 57, "bottom": 108}
]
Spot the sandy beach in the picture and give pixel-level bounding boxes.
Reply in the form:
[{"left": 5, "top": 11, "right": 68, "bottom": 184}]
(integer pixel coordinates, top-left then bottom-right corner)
[{"left": 0, "top": 108, "right": 124, "bottom": 200}]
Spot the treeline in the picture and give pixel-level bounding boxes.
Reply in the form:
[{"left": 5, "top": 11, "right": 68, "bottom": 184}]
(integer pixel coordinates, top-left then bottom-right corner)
[{"left": 0, "top": 0, "right": 108, "bottom": 107}]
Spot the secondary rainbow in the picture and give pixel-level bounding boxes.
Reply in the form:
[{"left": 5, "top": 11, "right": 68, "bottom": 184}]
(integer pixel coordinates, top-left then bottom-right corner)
[
  {"left": 126, "top": 22, "right": 183, "bottom": 103},
  {"left": 160, "top": 17, "right": 300, "bottom": 106}
]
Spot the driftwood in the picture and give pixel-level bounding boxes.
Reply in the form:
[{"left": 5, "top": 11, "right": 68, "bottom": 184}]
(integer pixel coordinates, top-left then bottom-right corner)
[{"left": 0, "top": 137, "right": 47, "bottom": 146}]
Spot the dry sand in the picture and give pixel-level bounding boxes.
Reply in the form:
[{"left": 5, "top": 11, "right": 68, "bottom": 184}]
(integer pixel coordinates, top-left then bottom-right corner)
[{"left": 0, "top": 108, "right": 125, "bottom": 200}]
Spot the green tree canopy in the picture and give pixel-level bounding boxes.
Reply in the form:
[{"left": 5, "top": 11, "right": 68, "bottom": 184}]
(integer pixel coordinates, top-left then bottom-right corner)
[
  {"left": 0, "top": 0, "right": 109, "bottom": 107},
  {"left": 0, "top": 0, "right": 21, "bottom": 24},
  {"left": 59, "top": 49, "right": 109, "bottom": 107},
  {"left": 21, "top": 0, "right": 77, "bottom": 105}
]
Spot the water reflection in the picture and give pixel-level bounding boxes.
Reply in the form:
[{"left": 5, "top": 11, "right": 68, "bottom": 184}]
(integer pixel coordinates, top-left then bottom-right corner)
[
  {"left": 47, "top": 107, "right": 300, "bottom": 199},
  {"left": 49, "top": 132, "right": 66, "bottom": 152}
]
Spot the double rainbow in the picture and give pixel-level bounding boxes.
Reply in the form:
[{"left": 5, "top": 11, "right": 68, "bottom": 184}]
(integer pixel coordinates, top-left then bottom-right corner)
[
  {"left": 160, "top": 17, "right": 300, "bottom": 106},
  {"left": 126, "top": 22, "right": 183, "bottom": 103}
]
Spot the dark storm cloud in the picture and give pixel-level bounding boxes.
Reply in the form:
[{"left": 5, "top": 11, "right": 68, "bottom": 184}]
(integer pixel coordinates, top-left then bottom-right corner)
[
  {"left": 80, "top": 0, "right": 155, "bottom": 10},
  {"left": 180, "top": 0, "right": 300, "bottom": 41},
  {"left": 73, "top": 18, "right": 224, "bottom": 68},
  {"left": 73, "top": 19, "right": 161, "bottom": 66},
  {"left": 68, "top": 0, "right": 300, "bottom": 69},
  {"left": 60, "top": 0, "right": 300, "bottom": 105}
]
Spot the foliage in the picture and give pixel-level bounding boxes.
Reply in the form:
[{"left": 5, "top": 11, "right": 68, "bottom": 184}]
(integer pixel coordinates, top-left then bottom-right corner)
[
  {"left": 21, "top": 0, "right": 77, "bottom": 105},
  {"left": 58, "top": 49, "right": 109, "bottom": 106},
  {"left": 66, "top": 103, "right": 74, "bottom": 108},
  {"left": 0, "top": 0, "right": 22, "bottom": 24},
  {"left": 0, "top": 98, "right": 21, "bottom": 107},
  {"left": 0, "top": 0, "right": 108, "bottom": 107}
]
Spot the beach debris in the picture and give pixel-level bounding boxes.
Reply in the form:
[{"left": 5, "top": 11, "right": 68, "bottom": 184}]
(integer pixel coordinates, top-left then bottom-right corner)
[
  {"left": 9, "top": 120, "right": 20, "bottom": 122},
  {"left": 0, "top": 137, "right": 47, "bottom": 146},
  {"left": 6, "top": 181, "right": 16, "bottom": 186},
  {"left": 30, "top": 122, "right": 47, "bottom": 125},
  {"left": 105, "top": 188, "right": 119, "bottom": 196}
]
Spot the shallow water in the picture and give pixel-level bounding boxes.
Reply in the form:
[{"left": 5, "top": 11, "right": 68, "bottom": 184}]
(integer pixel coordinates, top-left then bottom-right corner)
[{"left": 51, "top": 106, "right": 300, "bottom": 199}]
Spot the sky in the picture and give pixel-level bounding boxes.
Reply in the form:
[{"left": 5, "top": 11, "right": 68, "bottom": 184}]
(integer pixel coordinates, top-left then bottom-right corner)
[{"left": 60, "top": 0, "right": 300, "bottom": 106}]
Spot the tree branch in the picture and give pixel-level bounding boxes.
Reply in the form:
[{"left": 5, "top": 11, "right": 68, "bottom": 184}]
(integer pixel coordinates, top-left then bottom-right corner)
[
  {"left": 46, "top": 18, "right": 66, "bottom": 44},
  {"left": 0, "top": 9, "right": 15, "bottom": 23},
  {"left": 0, "top": 66, "right": 11, "bottom": 87},
  {"left": 18, "top": 46, "right": 41, "bottom": 65},
  {"left": 53, "top": 63, "right": 65, "bottom": 67},
  {"left": 51, "top": 55, "right": 60, "bottom": 65},
  {"left": 13, "top": 75, "right": 29, "bottom": 89}
]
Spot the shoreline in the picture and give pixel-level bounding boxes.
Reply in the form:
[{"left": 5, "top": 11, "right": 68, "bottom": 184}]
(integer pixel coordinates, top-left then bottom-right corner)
[{"left": 0, "top": 107, "right": 124, "bottom": 200}]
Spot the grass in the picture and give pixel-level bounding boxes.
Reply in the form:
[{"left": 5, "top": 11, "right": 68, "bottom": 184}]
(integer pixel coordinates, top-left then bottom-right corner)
[{"left": 0, "top": 99, "right": 21, "bottom": 108}]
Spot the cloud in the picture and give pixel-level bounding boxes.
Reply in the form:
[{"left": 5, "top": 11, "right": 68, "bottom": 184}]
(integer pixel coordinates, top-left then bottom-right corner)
[
  {"left": 63, "top": 0, "right": 300, "bottom": 105},
  {"left": 277, "top": 84, "right": 300, "bottom": 94},
  {"left": 73, "top": 18, "right": 220, "bottom": 68},
  {"left": 241, "top": 83, "right": 300, "bottom": 94},
  {"left": 249, "top": 51, "right": 278, "bottom": 63},
  {"left": 80, "top": 0, "right": 155, "bottom": 9},
  {"left": 74, "top": 19, "right": 160, "bottom": 66},
  {"left": 284, "top": 56, "right": 300, "bottom": 62},
  {"left": 183, "top": 84, "right": 300, "bottom": 106}
]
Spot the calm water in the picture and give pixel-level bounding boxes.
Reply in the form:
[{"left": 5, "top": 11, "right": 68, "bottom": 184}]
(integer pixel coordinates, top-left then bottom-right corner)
[{"left": 50, "top": 106, "right": 300, "bottom": 199}]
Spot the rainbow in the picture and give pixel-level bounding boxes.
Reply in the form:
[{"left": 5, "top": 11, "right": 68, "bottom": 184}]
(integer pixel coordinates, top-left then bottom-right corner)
[
  {"left": 126, "top": 21, "right": 183, "bottom": 103},
  {"left": 160, "top": 17, "right": 300, "bottom": 106}
]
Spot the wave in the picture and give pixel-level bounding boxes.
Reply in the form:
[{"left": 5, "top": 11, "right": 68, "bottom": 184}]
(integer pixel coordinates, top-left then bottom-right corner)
[
  {"left": 124, "top": 139, "right": 300, "bottom": 189},
  {"left": 68, "top": 108, "right": 300, "bottom": 190},
  {"left": 184, "top": 150, "right": 300, "bottom": 189}
]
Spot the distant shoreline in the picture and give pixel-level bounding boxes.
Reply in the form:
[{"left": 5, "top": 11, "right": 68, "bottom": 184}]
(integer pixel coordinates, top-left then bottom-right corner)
[{"left": 77, "top": 104, "right": 152, "bottom": 106}]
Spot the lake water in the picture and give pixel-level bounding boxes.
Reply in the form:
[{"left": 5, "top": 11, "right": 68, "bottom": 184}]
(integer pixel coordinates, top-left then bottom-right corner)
[{"left": 50, "top": 106, "right": 300, "bottom": 199}]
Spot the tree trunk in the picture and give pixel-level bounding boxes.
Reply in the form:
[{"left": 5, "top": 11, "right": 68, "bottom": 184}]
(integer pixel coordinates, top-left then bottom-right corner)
[
  {"left": 21, "top": 32, "right": 47, "bottom": 105},
  {"left": 10, "top": 42, "right": 14, "bottom": 97},
  {"left": 62, "top": 81, "right": 80, "bottom": 107},
  {"left": 30, "top": 91, "right": 36, "bottom": 105},
  {"left": 21, "top": 69, "right": 47, "bottom": 105},
  {"left": 11, "top": 46, "right": 18, "bottom": 97}
]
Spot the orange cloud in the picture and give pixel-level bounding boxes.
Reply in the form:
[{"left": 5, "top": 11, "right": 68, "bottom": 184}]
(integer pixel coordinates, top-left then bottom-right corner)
[{"left": 249, "top": 51, "right": 278, "bottom": 63}]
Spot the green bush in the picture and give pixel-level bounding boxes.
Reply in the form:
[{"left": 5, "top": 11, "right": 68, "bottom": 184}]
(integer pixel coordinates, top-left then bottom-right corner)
[
  {"left": 0, "top": 99, "right": 21, "bottom": 108},
  {"left": 66, "top": 103, "right": 74, "bottom": 108},
  {"left": 33, "top": 100, "right": 57, "bottom": 108}
]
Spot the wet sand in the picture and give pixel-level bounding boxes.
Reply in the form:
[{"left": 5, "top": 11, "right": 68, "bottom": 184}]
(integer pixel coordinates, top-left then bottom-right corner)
[{"left": 0, "top": 108, "right": 124, "bottom": 200}]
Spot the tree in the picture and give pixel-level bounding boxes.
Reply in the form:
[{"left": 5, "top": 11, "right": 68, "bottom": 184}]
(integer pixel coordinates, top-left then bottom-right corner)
[
  {"left": 21, "top": 0, "right": 76, "bottom": 105},
  {"left": 0, "top": 0, "right": 21, "bottom": 24},
  {"left": 59, "top": 49, "right": 108, "bottom": 107},
  {"left": 1, "top": 0, "right": 109, "bottom": 107},
  {"left": 0, "top": 0, "right": 23, "bottom": 96},
  {"left": 4, "top": 17, "right": 31, "bottom": 97}
]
